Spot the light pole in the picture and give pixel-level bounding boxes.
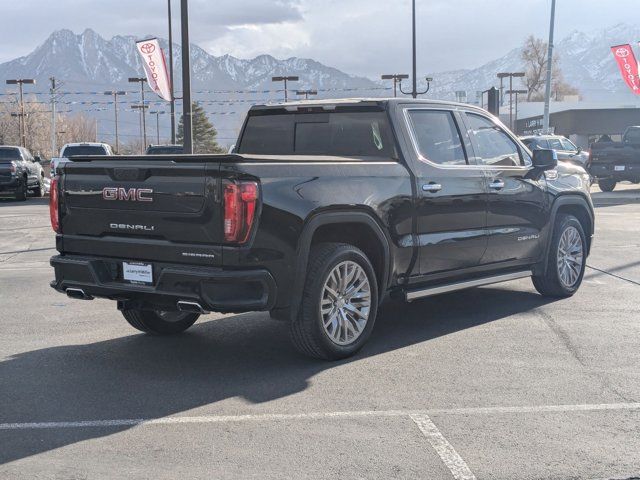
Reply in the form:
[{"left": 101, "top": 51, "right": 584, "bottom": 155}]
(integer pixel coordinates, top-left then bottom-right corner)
[
  {"left": 131, "top": 104, "right": 149, "bottom": 153},
  {"left": 149, "top": 110, "right": 166, "bottom": 144},
  {"left": 6, "top": 78, "right": 35, "bottom": 147},
  {"left": 543, "top": 0, "right": 556, "bottom": 133},
  {"left": 295, "top": 89, "right": 318, "bottom": 100},
  {"left": 272, "top": 76, "right": 299, "bottom": 102},
  {"left": 168, "top": 0, "right": 176, "bottom": 144},
  {"left": 400, "top": 76, "right": 432, "bottom": 97},
  {"left": 181, "top": 0, "right": 193, "bottom": 154},
  {"left": 497, "top": 72, "right": 525, "bottom": 130},
  {"left": 104, "top": 90, "right": 126, "bottom": 153},
  {"left": 506, "top": 89, "right": 528, "bottom": 133},
  {"left": 128, "top": 77, "right": 147, "bottom": 149},
  {"left": 381, "top": 74, "right": 409, "bottom": 97}
]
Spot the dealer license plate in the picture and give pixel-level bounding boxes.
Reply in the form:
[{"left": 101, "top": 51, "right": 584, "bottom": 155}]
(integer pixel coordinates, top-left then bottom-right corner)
[{"left": 123, "top": 262, "right": 153, "bottom": 284}]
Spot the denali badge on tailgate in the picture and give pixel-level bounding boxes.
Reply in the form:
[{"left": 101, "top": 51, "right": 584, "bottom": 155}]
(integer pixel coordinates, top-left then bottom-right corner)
[{"left": 103, "top": 187, "right": 153, "bottom": 202}]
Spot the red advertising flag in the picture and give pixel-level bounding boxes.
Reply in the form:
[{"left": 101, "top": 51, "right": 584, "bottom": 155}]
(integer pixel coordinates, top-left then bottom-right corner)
[
  {"left": 135, "top": 38, "right": 172, "bottom": 102},
  {"left": 611, "top": 44, "right": 640, "bottom": 95}
]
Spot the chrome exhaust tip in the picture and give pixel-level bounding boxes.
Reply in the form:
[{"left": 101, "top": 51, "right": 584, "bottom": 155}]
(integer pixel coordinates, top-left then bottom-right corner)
[
  {"left": 177, "top": 300, "right": 207, "bottom": 314},
  {"left": 66, "top": 288, "right": 94, "bottom": 300}
]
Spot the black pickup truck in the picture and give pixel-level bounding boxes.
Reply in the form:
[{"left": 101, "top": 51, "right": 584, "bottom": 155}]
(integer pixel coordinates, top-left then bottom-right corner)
[
  {"left": 589, "top": 126, "right": 640, "bottom": 191},
  {"left": 50, "top": 99, "right": 594, "bottom": 360}
]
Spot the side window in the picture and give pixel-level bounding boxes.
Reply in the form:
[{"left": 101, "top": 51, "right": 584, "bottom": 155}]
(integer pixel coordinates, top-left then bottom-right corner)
[
  {"left": 407, "top": 110, "right": 467, "bottom": 166},
  {"left": 464, "top": 113, "right": 523, "bottom": 167},
  {"left": 537, "top": 138, "right": 550, "bottom": 149},
  {"left": 560, "top": 139, "right": 576, "bottom": 151},
  {"left": 547, "top": 138, "right": 563, "bottom": 150}
]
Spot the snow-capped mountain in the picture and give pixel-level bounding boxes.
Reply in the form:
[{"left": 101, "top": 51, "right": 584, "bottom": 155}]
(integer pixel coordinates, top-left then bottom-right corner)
[{"left": 1, "top": 24, "right": 638, "bottom": 146}]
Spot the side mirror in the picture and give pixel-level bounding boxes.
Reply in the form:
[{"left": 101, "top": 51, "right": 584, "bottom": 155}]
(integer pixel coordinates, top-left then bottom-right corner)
[
  {"left": 532, "top": 149, "right": 557, "bottom": 170},
  {"left": 34, "top": 155, "right": 42, "bottom": 162},
  {"left": 576, "top": 147, "right": 582, "bottom": 154}
]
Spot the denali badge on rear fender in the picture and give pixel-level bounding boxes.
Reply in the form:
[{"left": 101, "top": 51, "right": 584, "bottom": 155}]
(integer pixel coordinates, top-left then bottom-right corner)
[
  {"left": 110, "top": 223, "right": 155, "bottom": 232},
  {"left": 103, "top": 187, "right": 153, "bottom": 202}
]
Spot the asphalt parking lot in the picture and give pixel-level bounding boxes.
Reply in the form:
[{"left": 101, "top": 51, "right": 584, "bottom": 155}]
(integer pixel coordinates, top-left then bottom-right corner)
[{"left": 1, "top": 190, "right": 639, "bottom": 480}]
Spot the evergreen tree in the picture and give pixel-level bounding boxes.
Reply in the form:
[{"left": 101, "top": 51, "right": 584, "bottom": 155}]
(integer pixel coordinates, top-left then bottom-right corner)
[{"left": 177, "top": 102, "right": 226, "bottom": 153}]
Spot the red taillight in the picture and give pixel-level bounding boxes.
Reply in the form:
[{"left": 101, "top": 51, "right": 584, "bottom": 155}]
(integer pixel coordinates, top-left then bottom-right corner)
[
  {"left": 49, "top": 177, "right": 60, "bottom": 233},
  {"left": 223, "top": 181, "right": 258, "bottom": 243}
]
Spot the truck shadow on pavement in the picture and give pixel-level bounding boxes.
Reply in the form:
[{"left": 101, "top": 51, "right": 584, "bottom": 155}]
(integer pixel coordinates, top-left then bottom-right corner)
[{"left": 0, "top": 287, "right": 557, "bottom": 465}]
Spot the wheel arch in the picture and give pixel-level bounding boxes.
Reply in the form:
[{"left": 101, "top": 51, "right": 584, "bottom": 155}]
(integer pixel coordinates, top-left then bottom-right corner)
[{"left": 289, "top": 210, "right": 392, "bottom": 321}]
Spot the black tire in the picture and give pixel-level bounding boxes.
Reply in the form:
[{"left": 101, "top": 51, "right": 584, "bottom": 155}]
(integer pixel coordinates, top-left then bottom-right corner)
[
  {"left": 14, "top": 177, "right": 27, "bottom": 201},
  {"left": 598, "top": 179, "right": 616, "bottom": 192},
  {"left": 532, "top": 214, "right": 586, "bottom": 298},
  {"left": 32, "top": 175, "right": 44, "bottom": 197},
  {"left": 121, "top": 309, "right": 199, "bottom": 335},
  {"left": 290, "top": 242, "right": 379, "bottom": 360}
]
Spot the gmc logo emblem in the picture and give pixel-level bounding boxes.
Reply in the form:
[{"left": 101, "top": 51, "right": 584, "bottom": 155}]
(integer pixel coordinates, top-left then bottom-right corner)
[{"left": 102, "top": 187, "right": 153, "bottom": 202}]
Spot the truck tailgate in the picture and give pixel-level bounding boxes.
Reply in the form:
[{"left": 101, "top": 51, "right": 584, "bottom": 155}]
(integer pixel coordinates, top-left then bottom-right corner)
[{"left": 58, "top": 160, "right": 226, "bottom": 266}]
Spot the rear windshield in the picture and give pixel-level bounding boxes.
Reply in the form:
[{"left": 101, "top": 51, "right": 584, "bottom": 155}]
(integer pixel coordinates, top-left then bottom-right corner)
[
  {"left": 237, "top": 110, "right": 396, "bottom": 159},
  {"left": 62, "top": 146, "right": 109, "bottom": 157},
  {"left": 0, "top": 147, "right": 21, "bottom": 161}
]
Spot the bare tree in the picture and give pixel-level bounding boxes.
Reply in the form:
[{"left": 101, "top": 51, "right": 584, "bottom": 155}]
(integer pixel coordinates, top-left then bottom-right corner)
[{"left": 521, "top": 35, "right": 579, "bottom": 102}]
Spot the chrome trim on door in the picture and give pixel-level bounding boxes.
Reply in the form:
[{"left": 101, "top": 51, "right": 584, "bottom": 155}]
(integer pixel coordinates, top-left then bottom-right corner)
[
  {"left": 488, "top": 179, "right": 505, "bottom": 190},
  {"left": 422, "top": 183, "right": 442, "bottom": 192}
]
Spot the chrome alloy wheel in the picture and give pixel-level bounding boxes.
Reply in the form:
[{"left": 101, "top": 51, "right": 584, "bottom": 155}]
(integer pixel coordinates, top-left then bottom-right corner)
[
  {"left": 320, "top": 260, "right": 371, "bottom": 346},
  {"left": 557, "top": 226, "right": 584, "bottom": 288}
]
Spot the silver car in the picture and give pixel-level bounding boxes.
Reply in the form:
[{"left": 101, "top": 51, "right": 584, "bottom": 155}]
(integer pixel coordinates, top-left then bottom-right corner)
[{"left": 520, "top": 135, "right": 589, "bottom": 167}]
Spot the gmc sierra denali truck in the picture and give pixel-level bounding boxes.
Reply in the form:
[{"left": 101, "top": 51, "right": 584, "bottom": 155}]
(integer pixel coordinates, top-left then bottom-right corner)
[{"left": 50, "top": 99, "right": 594, "bottom": 360}]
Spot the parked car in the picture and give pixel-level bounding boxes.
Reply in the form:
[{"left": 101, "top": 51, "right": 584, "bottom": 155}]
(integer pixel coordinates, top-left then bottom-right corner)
[
  {"left": 0, "top": 146, "right": 45, "bottom": 200},
  {"left": 49, "top": 99, "right": 594, "bottom": 360},
  {"left": 520, "top": 135, "right": 589, "bottom": 167},
  {"left": 588, "top": 126, "right": 640, "bottom": 191},
  {"left": 50, "top": 142, "right": 113, "bottom": 178},
  {"left": 145, "top": 144, "right": 184, "bottom": 155}
]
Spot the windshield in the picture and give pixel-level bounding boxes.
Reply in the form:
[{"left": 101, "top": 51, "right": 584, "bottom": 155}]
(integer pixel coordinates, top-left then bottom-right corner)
[
  {"left": 238, "top": 110, "right": 396, "bottom": 159},
  {"left": 62, "top": 146, "right": 109, "bottom": 157},
  {"left": 0, "top": 147, "right": 22, "bottom": 161}
]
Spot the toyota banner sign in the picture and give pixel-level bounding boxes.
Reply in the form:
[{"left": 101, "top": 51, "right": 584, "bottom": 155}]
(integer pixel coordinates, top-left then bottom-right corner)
[
  {"left": 135, "top": 38, "right": 172, "bottom": 102},
  {"left": 611, "top": 44, "right": 640, "bottom": 95}
]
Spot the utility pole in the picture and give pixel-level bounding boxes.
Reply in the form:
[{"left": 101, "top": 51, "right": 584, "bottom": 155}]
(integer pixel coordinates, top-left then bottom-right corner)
[
  {"left": 181, "top": 0, "right": 193, "bottom": 153},
  {"left": 128, "top": 77, "right": 148, "bottom": 150},
  {"left": 411, "top": 0, "right": 417, "bottom": 98},
  {"left": 506, "top": 89, "right": 528, "bottom": 133},
  {"left": 272, "top": 76, "right": 299, "bottom": 102},
  {"left": 6, "top": 78, "right": 35, "bottom": 148},
  {"left": 497, "top": 72, "right": 525, "bottom": 130},
  {"left": 104, "top": 90, "right": 126, "bottom": 153},
  {"left": 543, "top": 0, "right": 556, "bottom": 133},
  {"left": 168, "top": 0, "right": 176, "bottom": 144},
  {"left": 50, "top": 77, "right": 57, "bottom": 157},
  {"left": 381, "top": 74, "right": 409, "bottom": 97},
  {"left": 295, "top": 89, "right": 318, "bottom": 100},
  {"left": 131, "top": 105, "right": 149, "bottom": 153}
]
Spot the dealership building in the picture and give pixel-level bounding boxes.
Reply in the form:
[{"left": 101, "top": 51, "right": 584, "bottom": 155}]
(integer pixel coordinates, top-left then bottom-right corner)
[{"left": 501, "top": 100, "right": 640, "bottom": 149}]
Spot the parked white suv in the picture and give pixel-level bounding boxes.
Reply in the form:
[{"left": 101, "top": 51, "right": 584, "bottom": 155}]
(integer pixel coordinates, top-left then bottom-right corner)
[{"left": 50, "top": 142, "right": 113, "bottom": 178}]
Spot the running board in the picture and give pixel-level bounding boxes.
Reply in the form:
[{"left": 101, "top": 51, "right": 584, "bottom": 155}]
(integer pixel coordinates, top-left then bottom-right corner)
[{"left": 405, "top": 270, "right": 532, "bottom": 302}]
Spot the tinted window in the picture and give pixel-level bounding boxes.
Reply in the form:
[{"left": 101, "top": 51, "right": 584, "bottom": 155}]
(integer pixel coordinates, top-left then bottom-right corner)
[
  {"left": 625, "top": 128, "right": 640, "bottom": 144},
  {"left": 465, "top": 113, "right": 522, "bottom": 166},
  {"left": 0, "top": 147, "right": 22, "bottom": 160},
  {"left": 407, "top": 110, "right": 466, "bottom": 165},
  {"left": 238, "top": 111, "right": 395, "bottom": 158},
  {"left": 146, "top": 146, "right": 184, "bottom": 154},
  {"left": 547, "top": 138, "right": 563, "bottom": 150},
  {"left": 560, "top": 139, "right": 576, "bottom": 151},
  {"left": 62, "top": 146, "right": 109, "bottom": 157}
]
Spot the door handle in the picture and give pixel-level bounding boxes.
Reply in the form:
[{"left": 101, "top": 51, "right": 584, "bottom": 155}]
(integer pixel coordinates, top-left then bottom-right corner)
[
  {"left": 488, "top": 179, "right": 505, "bottom": 190},
  {"left": 422, "top": 183, "right": 442, "bottom": 193}
]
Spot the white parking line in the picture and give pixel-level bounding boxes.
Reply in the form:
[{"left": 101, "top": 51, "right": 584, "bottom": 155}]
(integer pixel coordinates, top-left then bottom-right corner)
[
  {"left": 2, "top": 402, "right": 640, "bottom": 431},
  {"left": 410, "top": 414, "right": 476, "bottom": 480}
]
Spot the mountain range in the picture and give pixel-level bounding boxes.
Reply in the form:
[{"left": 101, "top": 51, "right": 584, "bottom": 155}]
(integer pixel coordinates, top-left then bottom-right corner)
[{"left": 1, "top": 24, "right": 639, "bottom": 146}]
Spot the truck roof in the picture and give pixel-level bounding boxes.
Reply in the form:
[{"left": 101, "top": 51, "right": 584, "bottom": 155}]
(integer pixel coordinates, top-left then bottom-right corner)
[{"left": 248, "top": 97, "right": 483, "bottom": 112}]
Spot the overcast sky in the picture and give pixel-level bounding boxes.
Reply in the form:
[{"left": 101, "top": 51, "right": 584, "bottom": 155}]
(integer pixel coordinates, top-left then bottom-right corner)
[{"left": 1, "top": 0, "right": 639, "bottom": 77}]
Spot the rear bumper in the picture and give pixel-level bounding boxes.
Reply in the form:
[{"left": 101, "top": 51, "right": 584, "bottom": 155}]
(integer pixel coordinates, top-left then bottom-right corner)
[
  {"left": 50, "top": 254, "right": 277, "bottom": 313},
  {"left": 589, "top": 163, "right": 640, "bottom": 181}
]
